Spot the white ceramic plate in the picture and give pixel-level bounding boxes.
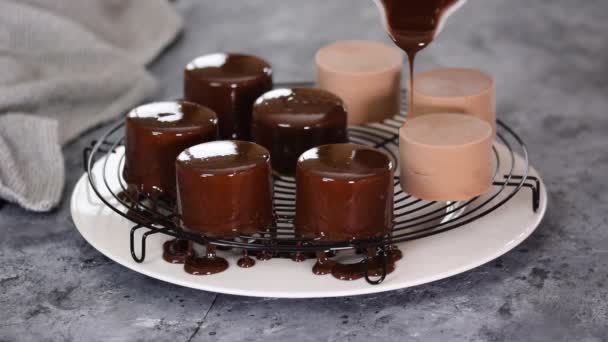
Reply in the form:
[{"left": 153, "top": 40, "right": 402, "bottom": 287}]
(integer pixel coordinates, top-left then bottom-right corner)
[{"left": 71, "top": 144, "right": 546, "bottom": 298}]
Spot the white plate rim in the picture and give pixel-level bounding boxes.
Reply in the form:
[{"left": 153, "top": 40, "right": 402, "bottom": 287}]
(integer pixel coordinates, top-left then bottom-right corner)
[{"left": 70, "top": 147, "right": 547, "bottom": 298}]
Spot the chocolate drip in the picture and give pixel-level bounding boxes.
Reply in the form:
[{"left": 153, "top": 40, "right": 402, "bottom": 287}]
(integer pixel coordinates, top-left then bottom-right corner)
[
  {"left": 388, "top": 245, "right": 403, "bottom": 261},
  {"left": 237, "top": 250, "right": 256, "bottom": 268},
  {"left": 159, "top": 241, "right": 402, "bottom": 281},
  {"left": 331, "top": 262, "right": 364, "bottom": 281},
  {"left": 312, "top": 251, "right": 336, "bottom": 275},
  {"left": 174, "top": 141, "right": 273, "bottom": 276},
  {"left": 184, "top": 244, "right": 229, "bottom": 275},
  {"left": 256, "top": 251, "right": 273, "bottom": 261},
  {"left": 330, "top": 247, "right": 401, "bottom": 281},
  {"left": 162, "top": 239, "right": 190, "bottom": 264},
  {"left": 291, "top": 252, "right": 307, "bottom": 262}
]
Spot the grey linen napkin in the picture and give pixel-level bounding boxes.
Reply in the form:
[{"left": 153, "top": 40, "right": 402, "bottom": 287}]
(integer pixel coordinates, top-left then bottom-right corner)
[{"left": 0, "top": 0, "right": 182, "bottom": 211}]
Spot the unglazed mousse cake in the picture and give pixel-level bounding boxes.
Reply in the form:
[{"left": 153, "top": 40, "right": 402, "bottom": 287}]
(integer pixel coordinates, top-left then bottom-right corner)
[
  {"left": 315, "top": 40, "right": 402, "bottom": 125},
  {"left": 410, "top": 67, "right": 496, "bottom": 132},
  {"left": 184, "top": 53, "right": 273, "bottom": 140},
  {"left": 295, "top": 143, "right": 399, "bottom": 280},
  {"left": 252, "top": 88, "right": 348, "bottom": 175},
  {"left": 399, "top": 113, "right": 494, "bottom": 201},
  {"left": 122, "top": 101, "right": 218, "bottom": 205},
  {"left": 174, "top": 141, "right": 274, "bottom": 274}
]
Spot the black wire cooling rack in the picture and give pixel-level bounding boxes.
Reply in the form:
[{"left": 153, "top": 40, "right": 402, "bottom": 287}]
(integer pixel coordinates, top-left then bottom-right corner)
[{"left": 82, "top": 84, "right": 541, "bottom": 284}]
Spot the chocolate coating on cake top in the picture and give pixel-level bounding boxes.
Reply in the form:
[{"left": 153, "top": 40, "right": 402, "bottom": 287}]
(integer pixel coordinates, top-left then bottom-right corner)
[
  {"left": 127, "top": 101, "right": 217, "bottom": 132},
  {"left": 185, "top": 53, "right": 272, "bottom": 84},
  {"left": 253, "top": 88, "right": 346, "bottom": 128},
  {"left": 176, "top": 140, "right": 270, "bottom": 176},
  {"left": 298, "top": 143, "right": 393, "bottom": 180}
]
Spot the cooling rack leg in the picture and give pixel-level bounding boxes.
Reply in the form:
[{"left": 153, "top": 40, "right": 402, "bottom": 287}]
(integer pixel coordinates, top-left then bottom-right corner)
[
  {"left": 82, "top": 147, "right": 92, "bottom": 172},
  {"left": 516, "top": 176, "right": 540, "bottom": 212},
  {"left": 364, "top": 247, "right": 388, "bottom": 285},
  {"left": 494, "top": 175, "right": 541, "bottom": 213},
  {"left": 130, "top": 225, "right": 160, "bottom": 263},
  {"left": 528, "top": 176, "right": 541, "bottom": 212}
]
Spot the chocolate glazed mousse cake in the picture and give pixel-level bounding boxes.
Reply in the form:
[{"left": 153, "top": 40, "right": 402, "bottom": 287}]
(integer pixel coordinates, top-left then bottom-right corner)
[
  {"left": 173, "top": 141, "right": 274, "bottom": 274},
  {"left": 252, "top": 88, "right": 348, "bottom": 175},
  {"left": 122, "top": 101, "right": 218, "bottom": 205},
  {"left": 184, "top": 53, "right": 273, "bottom": 140},
  {"left": 295, "top": 144, "right": 401, "bottom": 280}
]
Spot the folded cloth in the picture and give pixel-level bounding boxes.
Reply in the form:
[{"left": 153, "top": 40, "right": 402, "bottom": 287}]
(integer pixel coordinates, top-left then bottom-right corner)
[{"left": 0, "top": 0, "right": 182, "bottom": 211}]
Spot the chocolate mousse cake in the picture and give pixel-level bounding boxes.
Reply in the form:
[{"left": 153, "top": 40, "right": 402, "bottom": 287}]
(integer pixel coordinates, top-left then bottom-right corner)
[
  {"left": 184, "top": 53, "right": 273, "bottom": 140},
  {"left": 175, "top": 141, "right": 274, "bottom": 273},
  {"left": 252, "top": 88, "right": 348, "bottom": 175},
  {"left": 122, "top": 101, "right": 218, "bottom": 203},
  {"left": 295, "top": 144, "right": 397, "bottom": 278},
  {"left": 315, "top": 40, "right": 402, "bottom": 125},
  {"left": 399, "top": 113, "right": 494, "bottom": 201}
]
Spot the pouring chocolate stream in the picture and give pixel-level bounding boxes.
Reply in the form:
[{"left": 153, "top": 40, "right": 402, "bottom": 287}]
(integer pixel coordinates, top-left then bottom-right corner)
[{"left": 375, "top": 0, "right": 466, "bottom": 113}]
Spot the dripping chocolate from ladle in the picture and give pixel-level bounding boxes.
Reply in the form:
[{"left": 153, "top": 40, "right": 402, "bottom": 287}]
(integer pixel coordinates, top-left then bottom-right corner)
[{"left": 376, "top": 0, "right": 465, "bottom": 113}]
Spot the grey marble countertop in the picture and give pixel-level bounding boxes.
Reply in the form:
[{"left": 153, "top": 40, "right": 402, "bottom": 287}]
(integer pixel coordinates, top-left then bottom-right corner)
[{"left": 1, "top": 0, "right": 607, "bottom": 341}]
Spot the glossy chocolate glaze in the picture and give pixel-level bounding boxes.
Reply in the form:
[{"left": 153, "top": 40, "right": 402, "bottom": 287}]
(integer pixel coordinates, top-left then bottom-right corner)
[
  {"left": 379, "top": 0, "right": 459, "bottom": 111},
  {"left": 176, "top": 141, "right": 273, "bottom": 238},
  {"left": 162, "top": 239, "right": 190, "bottom": 264},
  {"left": 252, "top": 88, "right": 348, "bottom": 175},
  {"left": 388, "top": 245, "right": 403, "bottom": 261},
  {"left": 291, "top": 253, "right": 307, "bottom": 262},
  {"left": 256, "top": 251, "right": 273, "bottom": 261},
  {"left": 295, "top": 143, "right": 394, "bottom": 242},
  {"left": 331, "top": 262, "right": 365, "bottom": 280},
  {"left": 123, "top": 101, "right": 218, "bottom": 201},
  {"left": 312, "top": 251, "right": 336, "bottom": 275},
  {"left": 184, "top": 53, "right": 273, "bottom": 140}
]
